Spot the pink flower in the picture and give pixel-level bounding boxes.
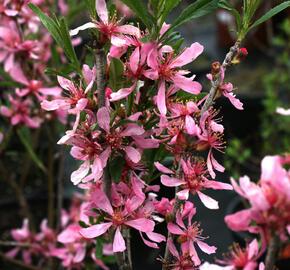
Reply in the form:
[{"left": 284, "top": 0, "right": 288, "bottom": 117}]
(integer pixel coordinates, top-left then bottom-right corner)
[
  {"left": 70, "top": 0, "right": 140, "bottom": 46},
  {"left": 0, "top": 95, "right": 42, "bottom": 128},
  {"left": 7, "top": 219, "right": 35, "bottom": 264},
  {"left": 110, "top": 43, "right": 158, "bottom": 101},
  {"left": 9, "top": 64, "right": 61, "bottom": 101},
  {"left": 155, "top": 159, "right": 232, "bottom": 209},
  {"left": 214, "top": 239, "right": 263, "bottom": 270},
  {"left": 207, "top": 67, "right": 243, "bottom": 110},
  {"left": 146, "top": 42, "right": 203, "bottom": 115},
  {"left": 79, "top": 188, "right": 156, "bottom": 252},
  {"left": 0, "top": 22, "right": 38, "bottom": 71},
  {"left": 166, "top": 238, "right": 199, "bottom": 270},
  {"left": 167, "top": 210, "right": 216, "bottom": 265},
  {"left": 197, "top": 109, "right": 225, "bottom": 178},
  {"left": 41, "top": 75, "right": 88, "bottom": 114}
]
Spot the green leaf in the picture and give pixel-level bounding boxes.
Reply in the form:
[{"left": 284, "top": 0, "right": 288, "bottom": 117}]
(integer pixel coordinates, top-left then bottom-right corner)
[
  {"left": 17, "top": 127, "right": 46, "bottom": 173},
  {"left": 250, "top": 1, "right": 290, "bottom": 30},
  {"left": 109, "top": 58, "right": 124, "bottom": 91},
  {"left": 218, "top": 0, "right": 241, "bottom": 32},
  {"left": 109, "top": 156, "right": 126, "bottom": 183},
  {"left": 167, "top": 0, "right": 219, "bottom": 33},
  {"left": 95, "top": 238, "right": 103, "bottom": 259},
  {"left": 29, "top": 3, "right": 80, "bottom": 72},
  {"left": 84, "top": 0, "right": 96, "bottom": 18},
  {"left": 120, "top": 0, "right": 155, "bottom": 29},
  {"left": 159, "top": 0, "right": 182, "bottom": 25}
]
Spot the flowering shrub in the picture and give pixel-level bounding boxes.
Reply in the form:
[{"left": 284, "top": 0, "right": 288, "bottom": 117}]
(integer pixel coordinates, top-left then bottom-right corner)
[{"left": 0, "top": 1, "right": 290, "bottom": 270}]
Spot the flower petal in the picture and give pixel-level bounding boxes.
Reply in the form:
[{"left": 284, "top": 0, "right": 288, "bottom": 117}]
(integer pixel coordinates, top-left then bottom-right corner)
[
  {"left": 170, "top": 42, "right": 204, "bottom": 68},
  {"left": 96, "top": 0, "right": 108, "bottom": 23},
  {"left": 157, "top": 80, "right": 167, "bottom": 115},
  {"left": 79, "top": 222, "right": 112, "bottom": 238},
  {"left": 167, "top": 223, "right": 184, "bottom": 235},
  {"left": 161, "top": 175, "right": 185, "bottom": 187},
  {"left": 97, "top": 107, "right": 110, "bottom": 132},
  {"left": 113, "top": 227, "right": 126, "bottom": 252},
  {"left": 196, "top": 240, "right": 216, "bottom": 254},
  {"left": 124, "top": 146, "right": 141, "bottom": 163},
  {"left": 197, "top": 191, "right": 219, "bottom": 209},
  {"left": 125, "top": 218, "right": 154, "bottom": 232}
]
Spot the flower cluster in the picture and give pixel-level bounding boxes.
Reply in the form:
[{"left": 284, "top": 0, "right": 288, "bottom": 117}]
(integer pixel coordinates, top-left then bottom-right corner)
[
  {"left": 0, "top": 0, "right": 69, "bottom": 129},
  {"left": 36, "top": 0, "right": 249, "bottom": 268},
  {"left": 226, "top": 155, "right": 290, "bottom": 243}
]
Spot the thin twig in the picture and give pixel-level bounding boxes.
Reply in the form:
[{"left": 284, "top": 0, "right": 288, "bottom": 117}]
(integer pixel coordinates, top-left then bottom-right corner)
[
  {"left": 95, "top": 47, "right": 107, "bottom": 109},
  {"left": 0, "top": 252, "right": 41, "bottom": 270},
  {"left": 0, "top": 241, "right": 31, "bottom": 248},
  {"left": 56, "top": 146, "right": 65, "bottom": 231},
  {"left": 94, "top": 43, "right": 132, "bottom": 270},
  {"left": 201, "top": 41, "right": 241, "bottom": 115},
  {"left": 0, "top": 161, "right": 35, "bottom": 231},
  {"left": 265, "top": 234, "right": 280, "bottom": 270}
]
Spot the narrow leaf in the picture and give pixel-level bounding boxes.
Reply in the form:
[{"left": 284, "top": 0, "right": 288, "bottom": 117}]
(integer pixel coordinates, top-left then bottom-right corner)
[
  {"left": 17, "top": 128, "right": 46, "bottom": 173},
  {"left": 250, "top": 1, "right": 290, "bottom": 30},
  {"left": 159, "top": 0, "right": 182, "bottom": 25},
  {"left": 168, "top": 0, "right": 219, "bottom": 32},
  {"left": 120, "top": 0, "right": 155, "bottom": 29}
]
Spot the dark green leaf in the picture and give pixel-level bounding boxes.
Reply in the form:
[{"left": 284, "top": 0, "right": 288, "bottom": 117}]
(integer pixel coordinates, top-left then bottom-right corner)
[
  {"left": 250, "top": 1, "right": 290, "bottom": 30},
  {"left": 218, "top": 0, "right": 241, "bottom": 31},
  {"left": 17, "top": 127, "right": 46, "bottom": 173},
  {"left": 159, "top": 0, "right": 181, "bottom": 25},
  {"left": 120, "top": 0, "right": 155, "bottom": 29},
  {"left": 109, "top": 58, "right": 124, "bottom": 91},
  {"left": 95, "top": 238, "right": 103, "bottom": 259},
  {"left": 109, "top": 156, "right": 126, "bottom": 183},
  {"left": 167, "top": 0, "right": 219, "bottom": 33},
  {"left": 29, "top": 3, "right": 80, "bottom": 72}
]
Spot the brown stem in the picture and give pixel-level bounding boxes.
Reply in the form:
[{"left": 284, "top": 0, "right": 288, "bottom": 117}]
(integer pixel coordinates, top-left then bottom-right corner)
[
  {"left": 0, "top": 241, "right": 32, "bottom": 248},
  {"left": 162, "top": 186, "right": 183, "bottom": 270},
  {"left": 0, "top": 161, "right": 35, "bottom": 231},
  {"left": 94, "top": 43, "right": 132, "bottom": 270},
  {"left": 0, "top": 252, "right": 41, "bottom": 270},
  {"left": 95, "top": 47, "right": 107, "bottom": 109},
  {"left": 56, "top": 146, "right": 65, "bottom": 231},
  {"left": 201, "top": 41, "right": 241, "bottom": 115},
  {"left": 47, "top": 139, "right": 55, "bottom": 228},
  {"left": 265, "top": 234, "right": 280, "bottom": 270}
]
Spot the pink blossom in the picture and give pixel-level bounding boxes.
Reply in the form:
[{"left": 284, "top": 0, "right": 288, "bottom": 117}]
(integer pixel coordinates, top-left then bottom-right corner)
[
  {"left": 212, "top": 239, "right": 263, "bottom": 270},
  {"left": 207, "top": 67, "right": 243, "bottom": 110},
  {"left": 145, "top": 42, "right": 203, "bottom": 115},
  {"left": 70, "top": 0, "right": 140, "bottom": 46},
  {"left": 155, "top": 159, "right": 232, "bottom": 209},
  {"left": 197, "top": 109, "right": 225, "bottom": 178},
  {"left": 0, "top": 95, "right": 42, "bottom": 128},
  {"left": 79, "top": 188, "right": 157, "bottom": 252},
  {"left": 166, "top": 238, "right": 199, "bottom": 270},
  {"left": 0, "top": 21, "right": 38, "bottom": 71},
  {"left": 167, "top": 209, "right": 216, "bottom": 265},
  {"left": 9, "top": 64, "right": 61, "bottom": 101}
]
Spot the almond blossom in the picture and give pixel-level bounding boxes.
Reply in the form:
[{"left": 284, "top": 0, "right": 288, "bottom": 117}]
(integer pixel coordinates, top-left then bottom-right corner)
[
  {"left": 225, "top": 155, "right": 290, "bottom": 242},
  {"left": 79, "top": 188, "right": 157, "bottom": 252},
  {"left": 155, "top": 159, "right": 232, "bottom": 209},
  {"left": 0, "top": 95, "right": 42, "bottom": 128},
  {"left": 0, "top": 21, "right": 38, "bottom": 71},
  {"left": 213, "top": 239, "right": 264, "bottom": 270},
  {"left": 70, "top": 0, "right": 140, "bottom": 46},
  {"left": 145, "top": 42, "right": 204, "bottom": 115},
  {"left": 167, "top": 205, "right": 216, "bottom": 266},
  {"left": 207, "top": 67, "right": 243, "bottom": 110}
]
